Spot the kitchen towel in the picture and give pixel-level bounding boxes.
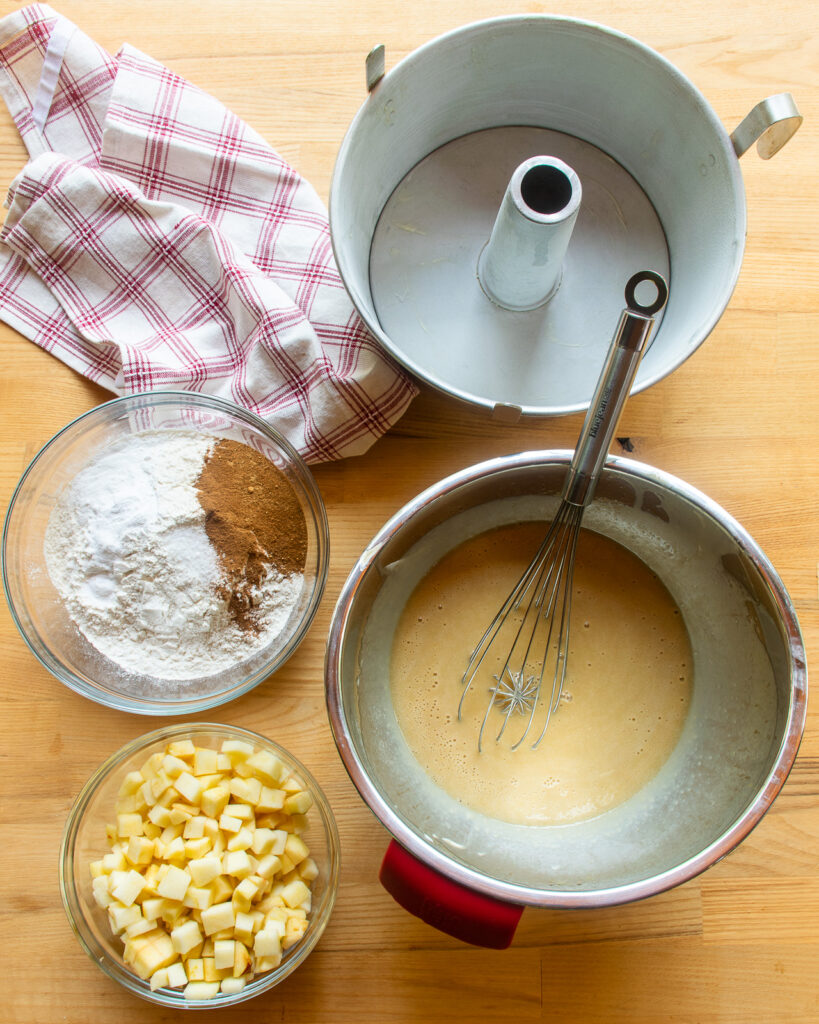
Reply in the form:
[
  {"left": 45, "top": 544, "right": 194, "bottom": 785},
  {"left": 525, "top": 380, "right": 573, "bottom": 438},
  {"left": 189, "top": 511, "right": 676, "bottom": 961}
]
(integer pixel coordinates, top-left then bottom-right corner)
[{"left": 0, "top": 4, "right": 417, "bottom": 462}]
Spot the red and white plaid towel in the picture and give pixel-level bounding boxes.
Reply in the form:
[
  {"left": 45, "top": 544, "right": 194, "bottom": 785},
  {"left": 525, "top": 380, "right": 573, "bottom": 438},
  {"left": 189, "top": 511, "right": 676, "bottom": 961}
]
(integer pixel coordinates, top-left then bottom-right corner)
[{"left": 0, "top": 4, "right": 416, "bottom": 462}]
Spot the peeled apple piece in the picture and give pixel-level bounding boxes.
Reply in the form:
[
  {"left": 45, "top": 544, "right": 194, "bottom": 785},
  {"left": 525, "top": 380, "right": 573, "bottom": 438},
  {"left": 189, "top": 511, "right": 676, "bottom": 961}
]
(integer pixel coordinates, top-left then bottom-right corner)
[{"left": 91, "top": 737, "right": 319, "bottom": 1000}]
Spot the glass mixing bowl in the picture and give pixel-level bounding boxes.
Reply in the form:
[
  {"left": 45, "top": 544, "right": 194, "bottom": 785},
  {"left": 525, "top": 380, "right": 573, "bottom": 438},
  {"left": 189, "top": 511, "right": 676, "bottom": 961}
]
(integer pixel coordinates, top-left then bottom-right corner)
[
  {"left": 3, "top": 392, "right": 329, "bottom": 714},
  {"left": 60, "top": 723, "right": 340, "bottom": 1008}
]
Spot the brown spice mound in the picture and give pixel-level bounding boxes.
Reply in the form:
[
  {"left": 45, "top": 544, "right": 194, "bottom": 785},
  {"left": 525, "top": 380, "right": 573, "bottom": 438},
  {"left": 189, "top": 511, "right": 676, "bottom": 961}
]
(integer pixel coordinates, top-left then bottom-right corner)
[{"left": 195, "top": 438, "right": 308, "bottom": 631}]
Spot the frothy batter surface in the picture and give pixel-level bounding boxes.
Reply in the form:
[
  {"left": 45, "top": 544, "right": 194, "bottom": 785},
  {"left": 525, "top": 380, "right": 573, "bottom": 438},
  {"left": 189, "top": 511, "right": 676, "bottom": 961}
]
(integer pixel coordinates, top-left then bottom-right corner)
[{"left": 390, "top": 522, "right": 692, "bottom": 826}]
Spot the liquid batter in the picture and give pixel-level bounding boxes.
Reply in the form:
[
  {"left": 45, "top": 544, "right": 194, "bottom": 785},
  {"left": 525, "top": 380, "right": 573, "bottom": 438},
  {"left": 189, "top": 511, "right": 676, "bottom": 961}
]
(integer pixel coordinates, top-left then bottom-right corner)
[{"left": 390, "top": 522, "right": 692, "bottom": 826}]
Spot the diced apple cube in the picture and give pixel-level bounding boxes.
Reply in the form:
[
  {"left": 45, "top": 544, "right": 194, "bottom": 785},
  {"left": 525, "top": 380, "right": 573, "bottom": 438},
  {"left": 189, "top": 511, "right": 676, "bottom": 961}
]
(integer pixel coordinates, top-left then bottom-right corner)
[
  {"left": 188, "top": 854, "right": 222, "bottom": 887},
  {"left": 183, "top": 982, "right": 220, "bottom": 1000},
  {"left": 250, "top": 828, "right": 276, "bottom": 857},
  {"left": 160, "top": 823, "right": 183, "bottom": 844},
  {"left": 125, "top": 835, "right": 154, "bottom": 867},
  {"left": 284, "top": 834, "right": 309, "bottom": 866},
  {"left": 253, "top": 928, "right": 282, "bottom": 959},
  {"left": 185, "top": 837, "right": 212, "bottom": 859},
  {"left": 118, "top": 770, "right": 146, "bottom": 797},
  {"left": 213, "top": 939, "right": 235, "bottom": 971},
  {"left": 147, "top": 805, "right": 173, "bottom": 828},
  {"left": 283, "top": 791, "right": 313, "bottom": 815},
  {"left": 167, "top": 739, "right": 196, "bottom": 760},
  {"left": 233, "top": 911, "right": 254, "bottom": 945},
  {"left": 108, "top": 902, "right": 143, "bottom": 934},
  {"left": 175, "top": 772, "right": 204, "bottom": 805},
  {"left": 299, "top": 857, "right": 319, "bottom": 882},
  {"left": 150, "top": 771, "right": 172, "bottom": 798},
  {"left": 223, "top": 850, "right": 253, "bottom": 879},
  {"left": 162, "top": 754, "right": 189, "bottom": 779},
  {"left": 256, "top": 786, "right": 285, "bottom": 812},
  {"left": 140, "top": 780, "right": 158, "bottom": 809},
  {"left": 92, "top": 876, "right": 114, "bottom": 909},
  {"left": 150, "top": 967, "right": 169, "bottom": 991},
  {"left": 221, "top": 976, "right": 246, "bottom": 994},
  {"left": 229, "top": 776, "right": 262, "bottom": 804},
  {"left": 227, "top": 827, "right": 253, "bottom": 853},
  {"left": 218, "top": 812, "right": 242, "bottom": 834},
  {"left": 225, "top": 802, "right": 254, "bottom": 821},
  {"left": 125, "top": 916, "right": 154, "bottom": 939},
  {"left": 140, "top": 752, "right": 164, "bottom": 781},
  {"left": 166, "top": 961, "right": 188, "bottom": 988},
  {"left": 283, "top": 915, "right": 308, "bottom": 950},
  {"left": 116, "top": 813, "right": 143, "bottom": 838},
  {"left": 255, "top": 854, "right": 282, "bottom": 880},
  {"left": 200, "top": 901, "right": 235, "bottom": 936},
  {"left": 161, "top": 837, "right": 186, "bottom": 862},
  {"left": 193, "top": 747, "right": 219, "bottom": 776},
  {"left": 183, "top": 815, "right": 207, "bottom": 840},
  {"left": 207, "top": 875, "right": 234, "bottom": 904},
  {"left": 280, "top": 879, "right": 310, "bottom": 909},
  {"left": 141, "top": 897, "right": 164, "bottom": 921},
  {"left": 185, "top": 958, "right": 205, "bottom": 982},
  {"left": 131, "top": 929, "right": 176, "bottom": 979},
  {"left": 111, "top": 869, "right": 145, "bottom": 907},
  {"left": 245, "top": 750, "right": 285, "bottom": 786},
  {"left": 157, "top": 864, "right": 191, "bottom": 901},
  {"left": 183, "top": 885, "right": 213, "bottom": 912},
  {"left": 201, "top": 785, "right": 230, "bottom": 819},
  {"left": 220, "top": 739, "right": 254, "bottom": 764},
  {"left": 171, "top": 918, "right": 203, "bottom": 955}
]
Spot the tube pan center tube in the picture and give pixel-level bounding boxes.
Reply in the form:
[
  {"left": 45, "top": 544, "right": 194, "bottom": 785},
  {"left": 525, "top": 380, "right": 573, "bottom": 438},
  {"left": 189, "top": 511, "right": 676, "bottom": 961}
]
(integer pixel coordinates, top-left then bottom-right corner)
[{"left": 478, "top": 155, "right": 582, "bottom": 311}]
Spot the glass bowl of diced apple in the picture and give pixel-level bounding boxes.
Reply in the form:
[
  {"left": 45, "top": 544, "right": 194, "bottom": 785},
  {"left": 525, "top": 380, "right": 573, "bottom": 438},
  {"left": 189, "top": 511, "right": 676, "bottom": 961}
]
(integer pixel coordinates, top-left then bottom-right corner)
[{"left": 59, "top": 723, "right": 340, "bottom": 1007}]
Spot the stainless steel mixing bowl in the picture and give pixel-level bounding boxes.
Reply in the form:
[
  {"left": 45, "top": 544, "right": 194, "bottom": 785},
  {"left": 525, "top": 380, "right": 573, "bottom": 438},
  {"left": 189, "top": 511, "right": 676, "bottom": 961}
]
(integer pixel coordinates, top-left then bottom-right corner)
[{"left": 325, "top": 452, "right": 807, "bottom": 946}]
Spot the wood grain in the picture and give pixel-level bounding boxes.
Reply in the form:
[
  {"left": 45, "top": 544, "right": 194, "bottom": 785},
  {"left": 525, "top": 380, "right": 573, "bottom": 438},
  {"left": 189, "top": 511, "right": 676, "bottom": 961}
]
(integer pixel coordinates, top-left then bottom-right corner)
[{"left": 0, "top": 1, "right": 817, "bottom": 1022}]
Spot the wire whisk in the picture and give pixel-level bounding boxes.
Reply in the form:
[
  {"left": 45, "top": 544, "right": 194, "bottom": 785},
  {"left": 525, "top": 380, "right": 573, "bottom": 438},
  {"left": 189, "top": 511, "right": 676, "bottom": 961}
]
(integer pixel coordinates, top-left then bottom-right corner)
[{"left": 459, "top": 271, "right": 669, "bottom": 752}]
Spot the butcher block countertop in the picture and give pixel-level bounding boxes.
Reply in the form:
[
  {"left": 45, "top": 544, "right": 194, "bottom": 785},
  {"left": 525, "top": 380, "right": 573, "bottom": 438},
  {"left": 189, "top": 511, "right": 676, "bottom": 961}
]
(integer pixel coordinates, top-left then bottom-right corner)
[{"left": 0, "top": 1, "right": 817, "bottom": 1021}]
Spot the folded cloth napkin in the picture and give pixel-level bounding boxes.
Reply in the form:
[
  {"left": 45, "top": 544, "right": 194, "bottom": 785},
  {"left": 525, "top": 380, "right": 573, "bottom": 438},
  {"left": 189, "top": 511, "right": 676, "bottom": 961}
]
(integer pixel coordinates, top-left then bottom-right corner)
[{"left": 0, "top": 4, "right": 416, "bottom": 461}]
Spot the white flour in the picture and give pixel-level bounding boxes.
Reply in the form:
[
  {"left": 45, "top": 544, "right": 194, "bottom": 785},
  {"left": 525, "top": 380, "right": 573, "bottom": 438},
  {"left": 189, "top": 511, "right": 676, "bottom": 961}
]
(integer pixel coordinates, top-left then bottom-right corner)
[{"left": 44, "top": 430, "right": 303, "bottom": 684}]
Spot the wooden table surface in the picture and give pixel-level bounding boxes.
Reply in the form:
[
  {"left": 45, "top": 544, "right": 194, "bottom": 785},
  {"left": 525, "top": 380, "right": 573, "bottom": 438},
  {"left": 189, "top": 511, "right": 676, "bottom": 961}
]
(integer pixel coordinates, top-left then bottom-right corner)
[{"left": 1, "top": 1, "right": 817, "bottom": 1021}]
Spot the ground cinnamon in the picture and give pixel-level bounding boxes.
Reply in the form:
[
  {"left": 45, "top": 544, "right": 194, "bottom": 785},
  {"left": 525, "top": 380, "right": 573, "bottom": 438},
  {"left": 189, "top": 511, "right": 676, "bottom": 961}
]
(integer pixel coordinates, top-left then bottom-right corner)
[{"left": 195, "top": 438, "right": 308, "bottom": 631}]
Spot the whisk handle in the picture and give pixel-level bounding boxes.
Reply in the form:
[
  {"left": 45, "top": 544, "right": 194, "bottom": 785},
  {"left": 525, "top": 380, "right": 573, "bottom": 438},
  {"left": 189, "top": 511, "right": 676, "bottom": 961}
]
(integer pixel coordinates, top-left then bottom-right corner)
[{"left": 563, "top": 271, "right": 668, "bottom": 507}]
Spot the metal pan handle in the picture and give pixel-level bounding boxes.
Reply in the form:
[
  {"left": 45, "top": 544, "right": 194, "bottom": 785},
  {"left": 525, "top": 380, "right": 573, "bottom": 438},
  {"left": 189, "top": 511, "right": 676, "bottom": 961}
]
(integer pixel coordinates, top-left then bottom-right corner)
[{"left": 731, "top": 93, "right": 803, "bottom": 159}]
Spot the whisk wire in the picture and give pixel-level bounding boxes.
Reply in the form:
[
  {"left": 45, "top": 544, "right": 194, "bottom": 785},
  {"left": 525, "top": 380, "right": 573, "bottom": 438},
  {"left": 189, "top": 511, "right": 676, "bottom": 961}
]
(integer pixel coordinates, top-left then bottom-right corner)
[{"left": 509, "top": 503, "right": 582, "bottom": 751}]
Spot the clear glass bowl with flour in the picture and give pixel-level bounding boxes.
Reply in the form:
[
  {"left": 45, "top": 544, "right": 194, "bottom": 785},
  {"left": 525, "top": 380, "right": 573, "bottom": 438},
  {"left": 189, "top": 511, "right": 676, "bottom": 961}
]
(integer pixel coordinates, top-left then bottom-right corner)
[{"left": 3, "top": 393, "right": 329, "bottom": 713}]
